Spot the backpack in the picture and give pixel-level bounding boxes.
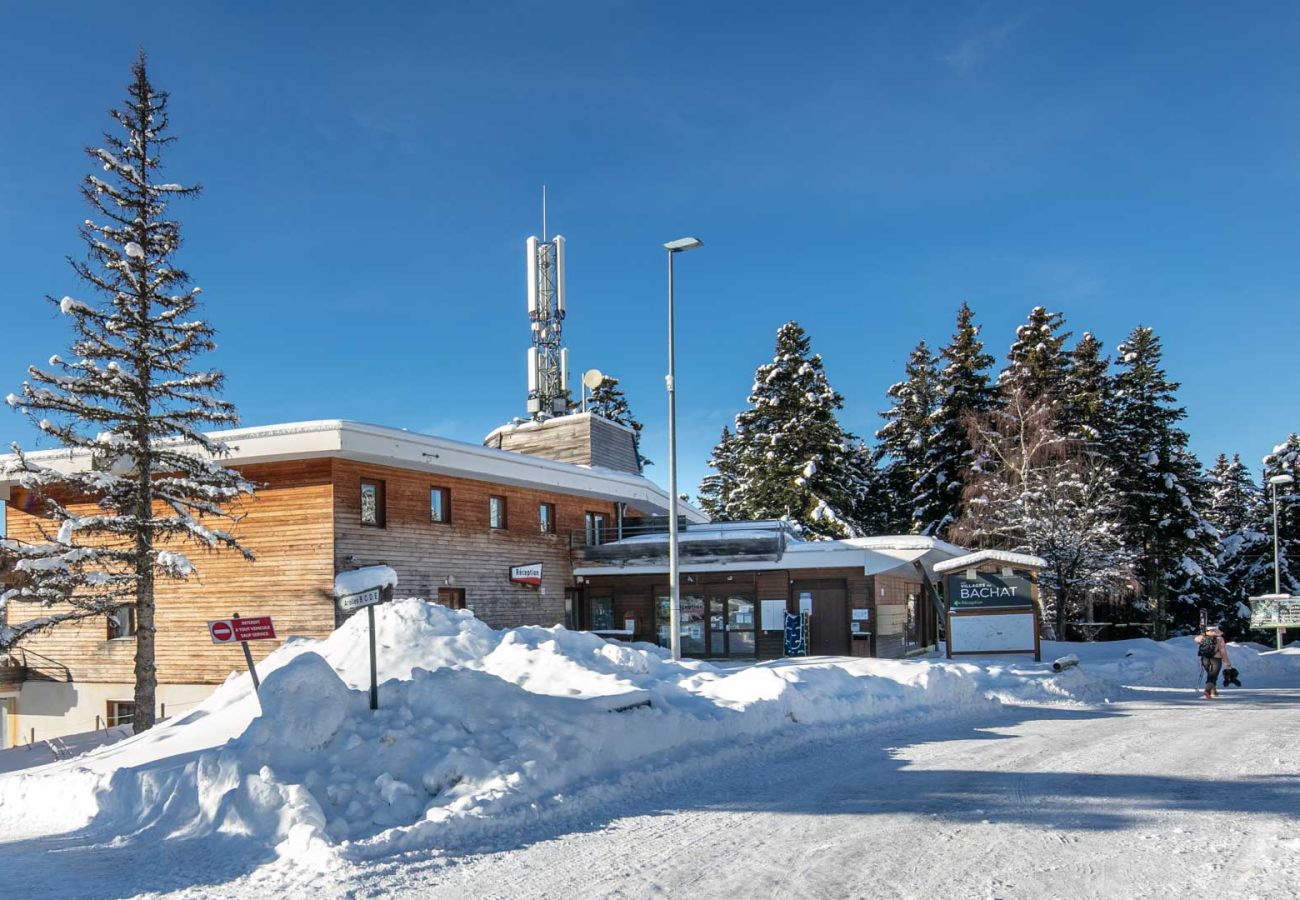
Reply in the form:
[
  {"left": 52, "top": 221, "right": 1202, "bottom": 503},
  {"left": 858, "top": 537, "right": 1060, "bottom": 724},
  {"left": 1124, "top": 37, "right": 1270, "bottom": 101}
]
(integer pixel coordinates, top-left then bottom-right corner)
[{"left": 1198, "top": 636, "right": 1219, "bottom": 660}]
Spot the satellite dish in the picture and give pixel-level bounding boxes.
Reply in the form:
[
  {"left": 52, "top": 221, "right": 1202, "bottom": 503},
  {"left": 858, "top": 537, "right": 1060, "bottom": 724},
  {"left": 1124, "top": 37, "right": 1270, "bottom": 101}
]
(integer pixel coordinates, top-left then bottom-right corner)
[{"left": 582, "top": 369, "right": 605, "bottom": 390}]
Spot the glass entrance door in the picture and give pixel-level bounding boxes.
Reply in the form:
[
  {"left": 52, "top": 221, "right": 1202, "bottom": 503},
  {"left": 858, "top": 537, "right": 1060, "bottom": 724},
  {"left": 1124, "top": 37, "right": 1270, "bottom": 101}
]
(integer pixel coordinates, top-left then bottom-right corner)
[
  {"left": 706, "top": 592, "right": 755, "bottom": 657},
  {"left": 656, "top": 588, "right": 756, "bottom": 658}
]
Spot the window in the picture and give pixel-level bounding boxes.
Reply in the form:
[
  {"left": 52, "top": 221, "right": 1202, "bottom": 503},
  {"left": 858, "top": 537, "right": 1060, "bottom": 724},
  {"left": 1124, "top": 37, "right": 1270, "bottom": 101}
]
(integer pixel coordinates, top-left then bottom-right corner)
[
  {"left": 106, "top": 605, "right": 136, "bottom": 641},
  {"left": 539, "top": 502, "right": 555, "bottom": 534},
  {"left": 437, "top": 587, "right": 466, "bottom": 610},
  {"left": 585, "top": 511, "right": 608, "bottom": 546},
  {"left": 106, "top": 700, "right": 135, "bottom": 728},
  {"left": 489, "top": 495, "right": 507, "bottom": 530},
  {"left": 360, "top": 479, "right": 386, "bottom": 528},
  {"left": 430, "top": 487, "right": 450, "bottom": 523},
  {"left": 591, "top": 596, "right": 615, "bottom": 631}
]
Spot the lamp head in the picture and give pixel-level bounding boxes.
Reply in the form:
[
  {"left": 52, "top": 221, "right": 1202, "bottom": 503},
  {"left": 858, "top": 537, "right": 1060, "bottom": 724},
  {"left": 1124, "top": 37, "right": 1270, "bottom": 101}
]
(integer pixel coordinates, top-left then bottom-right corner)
[
  {"left": 1270, "top": 474, "right": 1296, "bottom": 487},
  {"left": 664, "top": 237, "right": 703, "bottom": 253}
]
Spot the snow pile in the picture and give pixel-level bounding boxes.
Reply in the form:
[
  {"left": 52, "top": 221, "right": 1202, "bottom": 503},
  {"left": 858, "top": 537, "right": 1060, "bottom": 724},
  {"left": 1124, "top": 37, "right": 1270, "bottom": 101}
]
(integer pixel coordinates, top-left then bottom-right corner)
[
  {"left": 1, "top": 601, "right": 1278, "bottom": 871},
  {"left": 1040, "top": 637, "right": 1300, "bottom": 689}
]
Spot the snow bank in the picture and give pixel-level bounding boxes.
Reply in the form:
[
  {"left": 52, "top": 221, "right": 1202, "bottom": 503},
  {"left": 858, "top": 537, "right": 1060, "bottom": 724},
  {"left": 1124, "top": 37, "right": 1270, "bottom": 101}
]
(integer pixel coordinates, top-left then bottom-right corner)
[
  {"left": 1040, "top": 637, "right": 1300, "bottom": 690},
  {"left": 2, "top": 601, "right": 1292, "bottom": 870}
]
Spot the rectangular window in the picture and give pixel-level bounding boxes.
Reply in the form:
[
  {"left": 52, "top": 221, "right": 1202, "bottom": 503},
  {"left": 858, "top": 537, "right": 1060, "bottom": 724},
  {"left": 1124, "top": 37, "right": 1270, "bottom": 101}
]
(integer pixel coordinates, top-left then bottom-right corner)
[
  {"left": 585, "top": 511, "right": 608, "bottom": 546},
  {"left": 430, "top": 486, "right": 450, "bottom": 523},
  {"left": 539, "top": 502, "right": 555, "bottom": 534},
  {"left": 591, "top": 596, "right": 615, "bottom": 631},
  {"left": 437, "top": 587, "right": 466, "bottom": 609},
  {"left": 106, "top": 700, "right": 135, "bottom": 728},
  {"left": 106, "top": 605, "right": 136, "bottom": 641},
  {"left": 490, "top": 495, "right": 508, "bottom": 530},
  {"left": 360, "top": 479, "right": 386, "bottom": 528}
]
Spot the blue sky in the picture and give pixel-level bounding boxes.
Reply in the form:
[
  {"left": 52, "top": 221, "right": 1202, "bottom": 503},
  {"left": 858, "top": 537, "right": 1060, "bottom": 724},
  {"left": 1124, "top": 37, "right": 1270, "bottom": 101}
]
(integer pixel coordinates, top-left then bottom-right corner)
[{"left": 2, "top": 1, "right": 1298, "bottom": 510}]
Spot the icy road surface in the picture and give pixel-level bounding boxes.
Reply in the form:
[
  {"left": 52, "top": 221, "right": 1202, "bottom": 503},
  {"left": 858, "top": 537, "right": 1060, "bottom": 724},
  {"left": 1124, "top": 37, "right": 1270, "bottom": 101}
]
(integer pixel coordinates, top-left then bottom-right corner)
[
  {"left": 9, "top": 685, "right": 1293, "bottom": 899},
  {"left": 363, "top": 687, "right": 1300, "bottom": 900}
]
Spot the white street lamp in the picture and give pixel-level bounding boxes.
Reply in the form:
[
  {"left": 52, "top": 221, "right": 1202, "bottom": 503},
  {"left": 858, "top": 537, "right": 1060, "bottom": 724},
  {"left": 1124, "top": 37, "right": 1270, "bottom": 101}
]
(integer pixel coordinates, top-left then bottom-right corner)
[
  {"left": 1269, "top": 473, "right": 1295, "bottom": 650},
  {"left": 1270, "top": 474, "right": 1294, "bottom": 596},
  {"left": 664, "top": 236, "right": 702, "bottom": 661}
]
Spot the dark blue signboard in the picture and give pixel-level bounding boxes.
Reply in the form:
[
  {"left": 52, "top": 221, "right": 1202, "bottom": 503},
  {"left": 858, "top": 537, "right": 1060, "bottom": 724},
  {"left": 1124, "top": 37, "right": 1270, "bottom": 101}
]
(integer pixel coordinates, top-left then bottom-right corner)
[{"left": 945, "top": 572, "right": 1035, "bottom": 610}]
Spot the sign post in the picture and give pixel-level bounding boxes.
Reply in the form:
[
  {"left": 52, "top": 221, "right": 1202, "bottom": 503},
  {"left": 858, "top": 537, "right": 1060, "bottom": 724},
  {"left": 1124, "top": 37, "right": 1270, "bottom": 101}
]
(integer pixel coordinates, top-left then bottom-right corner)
[
  {"left": 337, "top": 585, "right": 391, "bottom": 710},
  {"left": 208, "top": 613, "right": 277, "bottom": 693}
]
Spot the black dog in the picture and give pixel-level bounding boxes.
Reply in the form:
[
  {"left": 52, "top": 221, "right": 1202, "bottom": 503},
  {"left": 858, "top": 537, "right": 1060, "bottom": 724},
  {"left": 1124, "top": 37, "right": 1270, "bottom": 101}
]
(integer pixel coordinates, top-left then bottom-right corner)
[{"left": 1222, "top": 667, "right": 1242, "bottom": 687}]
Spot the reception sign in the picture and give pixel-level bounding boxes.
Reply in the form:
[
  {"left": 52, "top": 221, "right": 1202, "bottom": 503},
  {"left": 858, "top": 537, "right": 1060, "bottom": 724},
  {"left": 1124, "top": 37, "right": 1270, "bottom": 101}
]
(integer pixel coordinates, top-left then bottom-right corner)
[{"left": 945, "top": 572, "right": 1034, "bottom": 609}]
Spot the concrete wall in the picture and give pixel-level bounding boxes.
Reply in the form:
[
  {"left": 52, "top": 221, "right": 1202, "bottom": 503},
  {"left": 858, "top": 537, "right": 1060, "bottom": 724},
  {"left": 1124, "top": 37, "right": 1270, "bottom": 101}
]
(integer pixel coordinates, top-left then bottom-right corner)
[{"left": 6, "top": 681, "right": 217, "bottom": 748}]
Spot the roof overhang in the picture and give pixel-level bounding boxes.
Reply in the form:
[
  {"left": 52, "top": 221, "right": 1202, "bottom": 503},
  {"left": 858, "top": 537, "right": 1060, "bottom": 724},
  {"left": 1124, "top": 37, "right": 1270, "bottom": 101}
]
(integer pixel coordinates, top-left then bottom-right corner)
[
  {"left": 574, "top": 534, "right": 969, "bottom": 578},
  {"left": 932, "top": 549, "right": 1047, "bottom": 575},
  {"left": 0, "top": 419, "right": 708, "bottom": 522}
]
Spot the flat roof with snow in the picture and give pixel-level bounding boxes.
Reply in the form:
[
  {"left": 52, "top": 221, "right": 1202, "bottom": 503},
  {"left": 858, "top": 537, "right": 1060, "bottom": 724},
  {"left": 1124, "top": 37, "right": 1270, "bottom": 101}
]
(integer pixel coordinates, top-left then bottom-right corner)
[
  {"left": 574, "top": 523, "right": 969, "bottom": 579},
  {"left": 0, "top": 419, "right": 708, "bottom": 522}
]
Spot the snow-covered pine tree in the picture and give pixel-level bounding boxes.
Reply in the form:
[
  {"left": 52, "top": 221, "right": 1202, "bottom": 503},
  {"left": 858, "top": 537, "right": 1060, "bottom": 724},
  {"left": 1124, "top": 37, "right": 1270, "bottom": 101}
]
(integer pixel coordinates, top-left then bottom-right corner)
[
  {"left": 0, "top": 54, "right": 255, "bottom": 733},
  {"left": 586, "top": 375, "right": 651, "bottom": 472},
  {"left": 1206, "top": 453, "right": 1268, "bottom": 635},
  {"left": 952, "top": 385, "right": 1131, "bottom": 635},
  {"left": 724, "top": 322, "right": 863, "bottom": 539},
  {"left": 1260, "top": 434, "right": 1300, "bottom": 595},
  {"left": 998, "top": 306, "right": 1071, "bottom": 406},
  {"left": 698, "top": 426, "right": 741, "bottom": 520},
  {"left": 915, "top": 302, "right": 995, "bottom": 537},
  {"left": 873, "top": 340, "right": 940, "bottom": 533},
  {"left": 1106, "top": 326, "right": 1218, "bottom": 638},
  {"left": 1061, "top": 331, "right": 1112, "bottom": 445}
]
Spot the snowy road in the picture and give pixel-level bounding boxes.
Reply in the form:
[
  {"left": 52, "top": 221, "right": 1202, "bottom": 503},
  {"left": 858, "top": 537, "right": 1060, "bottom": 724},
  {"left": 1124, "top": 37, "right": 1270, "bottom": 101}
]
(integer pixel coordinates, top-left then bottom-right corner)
[
  {"left": 359, "top": 687, "right": 1300, "bottom": 900},
  {"left": 4, "top": 686, "right": 1298, "bottom": 899}
]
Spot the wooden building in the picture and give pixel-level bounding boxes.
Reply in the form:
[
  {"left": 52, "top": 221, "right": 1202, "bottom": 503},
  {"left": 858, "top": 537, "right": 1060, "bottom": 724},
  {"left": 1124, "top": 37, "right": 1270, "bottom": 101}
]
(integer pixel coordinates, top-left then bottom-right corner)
[
  {"left": 571, "top": 522, "right": 971, "bottom": 660},
  {"left": 0, "top": 417, "right": 705, "bottom": 745}
]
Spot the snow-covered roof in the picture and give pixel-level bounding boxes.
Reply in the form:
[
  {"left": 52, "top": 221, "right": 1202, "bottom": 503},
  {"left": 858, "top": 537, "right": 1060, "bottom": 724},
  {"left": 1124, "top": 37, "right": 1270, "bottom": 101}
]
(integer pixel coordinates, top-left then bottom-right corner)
[
  {"left": 932, "top": 549, "right": 1047, "bottom": 574},
  {"left": 0, "top": 419, "right": 708, "bottom": 523},
  {"left": 574, "top": 531, "right": 968, "bottom": 579}
]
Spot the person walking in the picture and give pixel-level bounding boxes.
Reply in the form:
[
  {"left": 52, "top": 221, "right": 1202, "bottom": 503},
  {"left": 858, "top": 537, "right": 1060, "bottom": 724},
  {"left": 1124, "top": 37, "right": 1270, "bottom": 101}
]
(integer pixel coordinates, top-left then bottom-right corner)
[{"left": 1194, "top": 624, "right": 1231, "bottom": 699}]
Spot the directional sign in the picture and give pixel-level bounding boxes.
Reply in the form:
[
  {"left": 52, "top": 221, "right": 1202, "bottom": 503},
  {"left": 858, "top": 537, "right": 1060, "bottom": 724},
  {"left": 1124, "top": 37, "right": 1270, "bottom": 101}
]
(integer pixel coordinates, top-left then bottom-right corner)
[
  {"left": 208, "top": 616, "right": 277, "bottom": 644},
  {"left": 338, "top": 587, "right": 383, "bottom": 612}
]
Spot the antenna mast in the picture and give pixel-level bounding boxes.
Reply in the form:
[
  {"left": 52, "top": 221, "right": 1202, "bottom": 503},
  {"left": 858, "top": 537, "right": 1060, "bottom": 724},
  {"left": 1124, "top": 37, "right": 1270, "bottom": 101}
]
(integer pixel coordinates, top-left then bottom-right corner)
[{"left": 524, "top": 193, "right": 567, "bottom": 419}]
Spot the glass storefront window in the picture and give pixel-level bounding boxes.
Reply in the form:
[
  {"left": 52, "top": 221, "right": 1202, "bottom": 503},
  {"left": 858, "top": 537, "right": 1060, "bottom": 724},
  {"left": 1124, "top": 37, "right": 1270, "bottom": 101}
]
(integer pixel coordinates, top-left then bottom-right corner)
[{"left": 592, "top": 597, "right": 614, "bottom": 631}]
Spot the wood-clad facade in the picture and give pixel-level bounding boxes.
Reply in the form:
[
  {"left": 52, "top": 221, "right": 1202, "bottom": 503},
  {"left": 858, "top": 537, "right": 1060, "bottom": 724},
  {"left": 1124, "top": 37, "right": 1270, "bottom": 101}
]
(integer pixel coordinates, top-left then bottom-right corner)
[
  {"left": 0, "top": 419, "right": 658, "bottom": 745},
  {"left": 4, "top": 459, "right": 337, "bottom": 686},
  {"left": 331, "top": 459, "right": 614, "bottom": 630}
]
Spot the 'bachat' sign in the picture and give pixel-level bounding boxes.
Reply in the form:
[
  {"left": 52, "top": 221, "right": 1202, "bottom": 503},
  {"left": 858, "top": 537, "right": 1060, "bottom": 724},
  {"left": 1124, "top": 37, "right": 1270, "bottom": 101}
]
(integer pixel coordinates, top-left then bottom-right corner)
[{"left": 945, "top": 572, "right": 1034, "bottom": 610}]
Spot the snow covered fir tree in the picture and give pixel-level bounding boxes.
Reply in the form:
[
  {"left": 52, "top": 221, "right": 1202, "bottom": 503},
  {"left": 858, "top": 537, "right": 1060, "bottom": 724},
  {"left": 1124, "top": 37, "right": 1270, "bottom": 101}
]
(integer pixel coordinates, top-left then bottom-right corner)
[
  {"left": 0, "top": 54, "right": 254, "bottom": 732},
  {"left": 873, "top": 340, "right": 939, "bottom": 534},
  {"left": 914, "top": 302, "right": 995, "bottom": 537},
  {"left": 689, "top": 300, "right": 1294, "bottom": 639},
  {"left": 698, "top": 322, "right": 869, "bottom": 539}
]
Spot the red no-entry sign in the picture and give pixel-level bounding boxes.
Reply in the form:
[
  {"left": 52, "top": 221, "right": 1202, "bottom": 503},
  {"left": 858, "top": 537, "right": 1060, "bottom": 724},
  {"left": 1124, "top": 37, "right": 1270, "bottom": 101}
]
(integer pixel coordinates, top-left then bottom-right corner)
[{"left": 208, "top": 616, "right": 276, "bottom": 643}]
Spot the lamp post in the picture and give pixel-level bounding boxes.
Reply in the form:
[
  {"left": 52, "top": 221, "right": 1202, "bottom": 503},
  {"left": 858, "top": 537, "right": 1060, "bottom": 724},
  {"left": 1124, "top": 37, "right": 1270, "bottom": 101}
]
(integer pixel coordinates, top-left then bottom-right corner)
[
  {"left": 664, "top": 236, "right": 703, "bottom": 660},
  {"left": 1269, "top": 473, "right": 1294, "bottom": 650}
]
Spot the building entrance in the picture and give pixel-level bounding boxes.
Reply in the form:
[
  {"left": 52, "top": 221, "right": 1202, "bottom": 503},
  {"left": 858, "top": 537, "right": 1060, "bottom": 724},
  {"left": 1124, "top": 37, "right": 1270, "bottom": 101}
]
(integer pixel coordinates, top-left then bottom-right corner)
[{"left": 657, "top": 587, "right": 756, "bottom": 658}]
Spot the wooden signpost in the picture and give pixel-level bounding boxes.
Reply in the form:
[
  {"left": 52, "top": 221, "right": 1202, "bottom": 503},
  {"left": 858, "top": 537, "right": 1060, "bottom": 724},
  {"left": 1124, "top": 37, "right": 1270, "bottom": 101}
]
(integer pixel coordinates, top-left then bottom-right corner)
[
  {"left": 337, "top": 584, "right": 392, "bottom": 710},
  {"left": 208, "top": 613, "right": 277, "bottom": 693}
]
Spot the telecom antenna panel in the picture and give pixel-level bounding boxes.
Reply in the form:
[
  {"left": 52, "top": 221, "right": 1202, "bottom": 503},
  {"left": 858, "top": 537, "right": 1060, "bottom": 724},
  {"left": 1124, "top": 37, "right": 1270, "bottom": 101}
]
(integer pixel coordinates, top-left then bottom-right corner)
[{"left": 525, "top": 229, "right": 569, "bottom": 418}]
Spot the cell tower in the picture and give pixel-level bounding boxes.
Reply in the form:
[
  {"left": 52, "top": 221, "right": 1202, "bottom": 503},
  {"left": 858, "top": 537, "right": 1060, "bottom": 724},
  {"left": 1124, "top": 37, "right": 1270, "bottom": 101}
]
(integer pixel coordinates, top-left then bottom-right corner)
[{"left": 524, "top": 222, "right": 569, "bottom": 419}]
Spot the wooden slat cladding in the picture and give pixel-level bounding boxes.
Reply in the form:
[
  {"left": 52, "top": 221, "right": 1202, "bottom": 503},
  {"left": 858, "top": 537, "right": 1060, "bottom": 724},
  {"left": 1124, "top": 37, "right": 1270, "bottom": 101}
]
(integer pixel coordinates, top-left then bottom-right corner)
[
  {"left": 4, "top": 460, "right": 335, "bottom": 684},
  {"left": 488, "top": 414, "right": 640, "bottom": 474},
  {"left": 332, "top": 459, "right": 616, "bottom": 630}
]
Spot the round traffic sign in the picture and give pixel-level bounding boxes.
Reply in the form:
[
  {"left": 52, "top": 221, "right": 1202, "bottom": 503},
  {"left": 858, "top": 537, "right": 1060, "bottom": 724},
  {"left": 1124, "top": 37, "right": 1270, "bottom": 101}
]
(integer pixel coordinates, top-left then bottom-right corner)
[{"left": 210, "top": 620, "right": 234, "bottom": 642}]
